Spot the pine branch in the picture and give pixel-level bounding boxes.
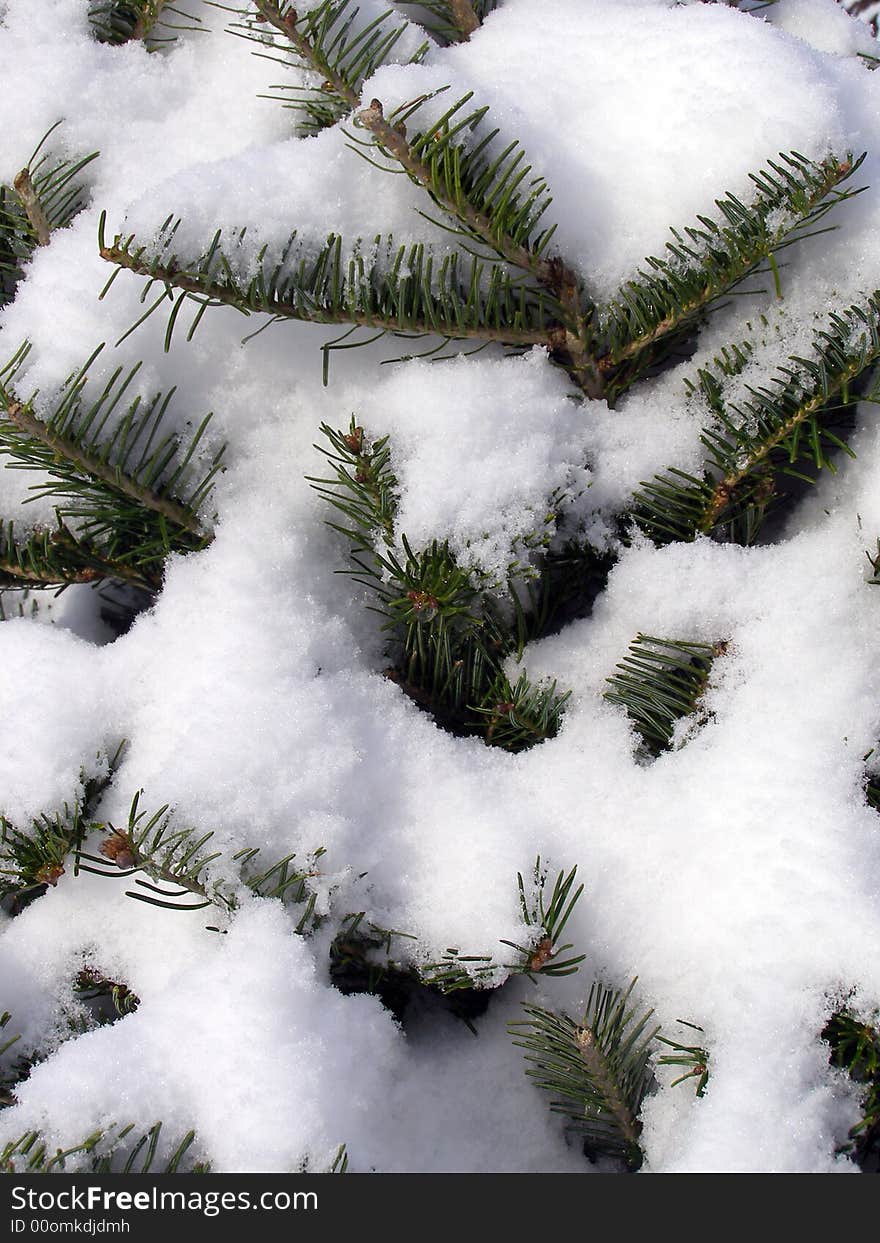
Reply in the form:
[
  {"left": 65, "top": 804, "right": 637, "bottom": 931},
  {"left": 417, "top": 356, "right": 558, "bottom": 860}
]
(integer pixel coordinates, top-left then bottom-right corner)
[
  {"left": 597, "top": 151, "right": 866, "bottom": 401},
  {"left": 499, "top": 858, "right": 586, "bottom": 979},
  {"left": 823, "top": 1006, "right": 880, "bottom": 1168},
  {"left": 657, "top": 1021, "right": 710, "bottom": 1096},
  {"left": 311, "top": 420, "right": 571, "bottom": 749},
  {"left": 396, "top": 2, "right": 489, "bottom": 43},
  {"left": 0, "top": 744, "right": 126, "bottom": 914},
  {"left": 633, "top": 296, "right": 879, "bottom": 545},
  {"left": 0, "top": 812, "right": 83, "bottom": 899},
  {"left": 1, "top": 126, "right": 98, "bottom": 306},
  {"left": 510, "top": 978, "right": 660, "bottom": 1171},
  {"left": 89, "top": 1, "right": 201, "bottom": 46},
  {"left": 604, "top": 635, "right": 722, "bottom": 757},
  {"left": 0, "top": 1122, "right": 206, "bottom": 1174},
  {"left": 74, "top": 967, "right": 141, "bottom": 1020},
  {"left": 0, "top": 342, "right": 224, "bottom": 590},
  {"left": 231, "top": 2, "right": 427, "bottom": 134},
  {"left": 75, "top": 791, "right": 325, "bottom": 928},
  {"left": 99, "top": 214, "right": 561, "bottom": 366},
  {"left": 332, "top": 860, "right": 584, "bottom": 1019}
]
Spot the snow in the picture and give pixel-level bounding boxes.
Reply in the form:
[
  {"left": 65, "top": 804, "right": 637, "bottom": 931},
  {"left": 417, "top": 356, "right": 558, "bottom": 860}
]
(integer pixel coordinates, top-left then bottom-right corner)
[{"left": 0, "top": 0, "right": 880, "bottom": 1175}]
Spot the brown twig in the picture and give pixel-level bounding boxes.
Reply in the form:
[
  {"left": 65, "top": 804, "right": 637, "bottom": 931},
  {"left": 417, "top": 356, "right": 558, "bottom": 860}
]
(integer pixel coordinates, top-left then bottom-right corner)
[{"left": 11, "top": 170, "right": 50, "bottom": 247}]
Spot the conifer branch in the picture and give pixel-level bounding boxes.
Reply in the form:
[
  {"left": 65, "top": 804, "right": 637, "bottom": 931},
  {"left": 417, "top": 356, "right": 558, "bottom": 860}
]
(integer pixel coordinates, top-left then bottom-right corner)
[
  {"left": 237, "top": 2, "right": 426, "bottom": 133},
  {"left": 75, "top": 792, "right": 325, "bottom": 926},
  {"left": 510, "top": 979, "right": 659, "bottom": 1171},
  {"left": 1, "top": 1122, "right": 206, "bottom": 1174},
  {"left": 597, "top": 152, "right": 866, "bottom": 400},
  {"left": 3, "top": 400, "right": 203, "bottom": 538},
  {"left": 10, "top": 170, "right": 51, "bottom": 247},
  {"left": 605, "top": 635, "right": 723, "bottom": 756},
  {"left": 0, "top": 744, "right": 126, "bottom": 913},
  {"left": 1, "top": 127, "right": 98, "bottom": 305},
  {"left": 657, "top": 1021, "right": 710, "bottom": 1096},
  {"left": 353, "top": 96, "right": 559, "bottom": 286},
  {"left": 633, "top": 296, "right": 880, "bottom": 544},
  {"left": 0, "top": 341, "right": 223, "bottom": 590},
  {"left": 89, "top": 1, "right": 200, "bottom": 46},
  {"left": 100, "top": 216, "right": 560, "bottom": 363},
  {"left": 311, "top": 420, "right": 571, "bottom": 749}
]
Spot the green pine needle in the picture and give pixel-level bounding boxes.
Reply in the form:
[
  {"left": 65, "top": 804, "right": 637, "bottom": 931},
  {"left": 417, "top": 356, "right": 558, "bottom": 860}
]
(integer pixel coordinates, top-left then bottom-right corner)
[
  {"left": 0, "top": 341, "right": 224, "bottom": 590},
  {"left": 89, "top": 1, "right": 201, "bottom": 47},
  {"left": 597, "top": 150, "right": 865, "bottom": 400},
  {"left": 511, "top": 978, "right": 659, "bottom": 1170},
  {"left": 605, "top": 634, "right": 721, "bottom": 756},
  {"left": 633, "top": 295, "right": 878, "bottom": 545},
  {"left": 1, "top": 126, "right": 98, "bottom": 306},
  {"left": 229, "top": 1, "right": 428, "bottom": 135},
  {"left": 0, "top": 1122, "right": 207, "bottom": 1174}
]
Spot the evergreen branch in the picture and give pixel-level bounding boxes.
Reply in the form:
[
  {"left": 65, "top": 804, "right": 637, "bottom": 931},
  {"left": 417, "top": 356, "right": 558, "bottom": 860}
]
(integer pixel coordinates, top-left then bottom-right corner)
[
  {"left": 312, "top": 421, "right": 571, "bottom": 750},
  {"left": 75, "top": 792, "right": 325, "bottom": 926},
  {"left": 89, "top": 1, "right": 200, "bottom": 45},
  {"left": 510, "top": 978, "right": 659, "bottom": 1171},
  {"left": 3, "top": 399, "right": 204, "bottom": 538},
  {"left": 633, "top": 296, "right": 879, "bottom": 544},
  {"left": 397, "top": 2, "right": 497, "bottom": 43},
  {"left": 0, "top": 743, "right": 126, "bottom": 913},
  {"left": 11, "top": 171, "right": 50, "bottom": 247},
  {"left": 473, "top": 669, "right": 571, "bottom": 752},
  {"left": 0, "top": 1122, "right": 207, "bottom": 1174},
  {"left": 0, "top": 341, "right": 223, "bottom": 588},
  {"left": 597, "top": 151, "right": 866, "bottom": 397},
  {"left": 351, "top": 92, "right": 600, "bottom": 392},
  {"left": 74, "top": 968, "right": 141, "bottom": 1020},
  {"left": 823, "top": 1006, "right": 880, "bottom": 1168},
  {"left": 234, "top": 2, "right": 427, "bottom": 133},
  {"left": 99, "top": 215, "right": 560, "bottom": 355},
  {"left": 0, "top": 521, "right": 162, "bottom": 592},
  {"left": 1, "top": 126, "right": 98, "bottom": 306},
  {"left": 604, "top": 635, "right": 722, "bottom": 757},
  {"left": 353, "top": 95, "right": 582, "bottom": 302},
  {"left": 499, "top": 858, "right": 586, "bottom": 979},
  {"left": 657, "top": 1021, "right": 710, "bottom": 1096}
]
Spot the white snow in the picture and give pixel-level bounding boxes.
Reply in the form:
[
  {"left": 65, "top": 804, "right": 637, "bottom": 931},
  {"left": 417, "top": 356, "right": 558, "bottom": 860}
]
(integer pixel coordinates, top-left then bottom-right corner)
[{"left": 0, "top": 0, "right": 879, "bottom": 1176}]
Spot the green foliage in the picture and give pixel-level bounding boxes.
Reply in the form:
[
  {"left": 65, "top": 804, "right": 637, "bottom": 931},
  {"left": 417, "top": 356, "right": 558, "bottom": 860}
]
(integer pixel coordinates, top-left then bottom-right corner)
[
  {"left": 604, "top": 635, "right": 721, "bottom": 757},
  {"left": 500, "top": 859, "right": 586, "bottom": 979},
  {"left": 823, "top": 1007, "right": 880, "bottom": 1168},
  {"left": 329, "top": 860, "right": 584, "bottom": 1032},
  {"left": 657, "top": 1021, "right": 710, "bottom": 1096},
  {"left": 99, "top": 126, "right": 862, "bottom": 409},
  {"left": 0, "top": 1012, "right": 26, "bottom": 1109},
  {"left": 311, "top": 419, "right": 570, "bottom": 750},
  {"left": 0, "top": 743, "right": 125, "bottom": 912},
  {"left": 633, "top": 296, "right": 879, "bottom": 546},
  {"left": 73, "top": 967, "right": 141, "bottom": 1021},
  {"left": 75, "top": 790, "right": 325, "bottom": 926},
  {"left": 396, "top": 2, "right": 495, "bottom": 43},
  {"left": 229, "top": 1, "right": 428, "bottom": 134},
  {"left": 99, "top": 216, "right": 559, "bottom": 369},
  {"left": 351, "top": 90, "right": 562, "bottom": 277},
  {"left": 0, "top": 1121, "right": 207, "bottom": 1173},
  {"left": 1, "top": 125, "right": 98, "bottom": 306},
  {"left": 510, "top": 978, "right": 660, "bottom": 1171},
  {"left": 596, "top": 152, "right": 865, "bottom": 397},
  {"left": 89, "top": 1, "right": 201, "bottom": 46},
  {"left": 0, "top": 341, "right": 224, "bottom": 592}
]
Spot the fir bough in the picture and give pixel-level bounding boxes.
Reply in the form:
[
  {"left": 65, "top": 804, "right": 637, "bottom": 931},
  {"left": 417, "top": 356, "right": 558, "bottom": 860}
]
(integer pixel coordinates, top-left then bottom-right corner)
[{"left": 510, "top": 979, "right": 660, "bottom": 1171}]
